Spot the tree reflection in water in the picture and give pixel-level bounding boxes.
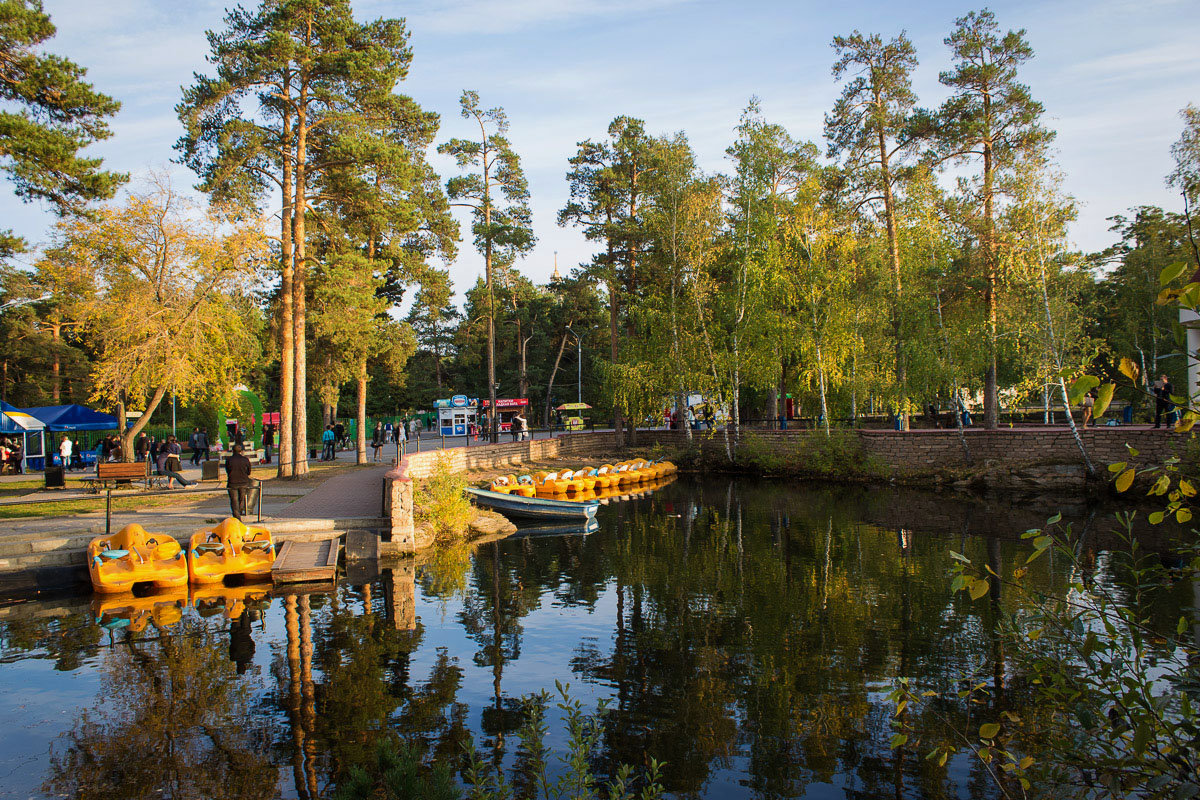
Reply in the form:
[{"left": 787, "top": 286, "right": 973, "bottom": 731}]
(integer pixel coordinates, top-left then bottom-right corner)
[
  {"left": 6, "top": 478, "right": 1161, "bottom": 800},
  {"left": 43, "top": 620, "right": 276, "bottom": 800}
]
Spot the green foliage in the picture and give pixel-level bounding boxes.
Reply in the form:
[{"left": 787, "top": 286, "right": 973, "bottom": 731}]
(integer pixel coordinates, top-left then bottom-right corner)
[
  {"left": 0, "top": 0, "right": 125, "bottom": 223},
  {"left": 333, "top": 739, "right": 458, "bottom": 800},
  {"left": 415, "top": 454, "right": 473, "bottom": 540},
  {"left": 904, "top": 516, "right": 1200, "bottom": 797}
]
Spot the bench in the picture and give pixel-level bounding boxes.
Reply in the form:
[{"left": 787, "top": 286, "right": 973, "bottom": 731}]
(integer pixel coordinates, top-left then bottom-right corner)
[{"left": 84, "top": 461, "right": 151, "bottom": 492}]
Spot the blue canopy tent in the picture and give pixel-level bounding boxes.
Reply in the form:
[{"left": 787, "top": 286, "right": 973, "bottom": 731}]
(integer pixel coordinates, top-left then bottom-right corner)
[
  {"left": 1, "top": 401, "right": 46, "bottom": 471},
  {"left": 21, "top": 404, "right": 119, "bottom": 431}
]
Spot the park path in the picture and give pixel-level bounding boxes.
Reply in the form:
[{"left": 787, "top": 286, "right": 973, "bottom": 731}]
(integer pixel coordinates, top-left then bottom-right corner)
[{"left": 272, "top": 463, "right": 391, "bottom": 519}]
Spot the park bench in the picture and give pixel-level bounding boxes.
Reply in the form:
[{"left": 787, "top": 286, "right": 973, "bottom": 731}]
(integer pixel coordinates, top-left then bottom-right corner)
[{"left": 84, "top": 461, "right": 151, "bottom": 493}]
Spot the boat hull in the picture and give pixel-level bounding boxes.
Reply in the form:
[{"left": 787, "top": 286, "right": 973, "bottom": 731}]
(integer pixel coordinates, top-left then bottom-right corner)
[{"left": 466, "top": 487, "right": 599, "bottom": 521}]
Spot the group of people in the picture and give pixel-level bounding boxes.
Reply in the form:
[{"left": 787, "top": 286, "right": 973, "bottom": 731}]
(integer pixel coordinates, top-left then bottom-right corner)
[
  {"left": 0, "top": 437, "right": 23, "bottom": 474},
  {"left": 666, "top": 406, "right": 713, "bottom": 431}
]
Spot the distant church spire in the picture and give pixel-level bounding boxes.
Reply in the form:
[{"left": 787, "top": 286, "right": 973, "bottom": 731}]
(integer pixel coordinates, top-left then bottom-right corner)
[{"left": 551, "top": 250, "right": 561, "bottom": 282}]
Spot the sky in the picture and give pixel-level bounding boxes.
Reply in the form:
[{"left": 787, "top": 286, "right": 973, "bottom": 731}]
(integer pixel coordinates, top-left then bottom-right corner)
[{"left": 3, "top": 0, "right": 1198, "bottom": 302}]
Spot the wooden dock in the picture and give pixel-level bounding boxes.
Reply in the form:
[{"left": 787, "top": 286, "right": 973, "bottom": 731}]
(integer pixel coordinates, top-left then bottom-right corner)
[{"left": 272, "top": 537, "right": 340, "bottom": 584}]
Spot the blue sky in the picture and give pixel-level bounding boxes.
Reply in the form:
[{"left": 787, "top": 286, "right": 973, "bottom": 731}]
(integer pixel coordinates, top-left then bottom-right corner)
[{"left": 3, "top": 0, "right": 1197, "bottom": 300}]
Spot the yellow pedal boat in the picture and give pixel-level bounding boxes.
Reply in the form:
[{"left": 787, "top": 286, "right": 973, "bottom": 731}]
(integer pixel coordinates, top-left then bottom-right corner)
[
  {"left": 88, "top": 524, "right": 188, "bottom": 594},
  {"left": 92, "top": 586, "right": 188, "bottom": 632},
  {"left": 490, "top": 474, "right": 536, "bottom": 497},
  {"left": 188, "top": 518, "right": 275, "bottom": 585}
]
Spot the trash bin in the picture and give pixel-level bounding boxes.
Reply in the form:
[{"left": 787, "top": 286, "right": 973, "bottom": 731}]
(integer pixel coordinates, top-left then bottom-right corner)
[
  {"left": 1122, "top": 404, "right": 1134, "bottom": 424},
  {"left": 201, "top": 459, "right": 220, "bottom": 481},
  {"left": 44, "top": 465, "right": 65, "bottom": 489}
]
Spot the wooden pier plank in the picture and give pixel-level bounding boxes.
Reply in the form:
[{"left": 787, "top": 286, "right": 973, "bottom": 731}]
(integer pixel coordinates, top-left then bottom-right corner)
[{"left": 272, "top": 537, "right": 340, "bottom": 584}]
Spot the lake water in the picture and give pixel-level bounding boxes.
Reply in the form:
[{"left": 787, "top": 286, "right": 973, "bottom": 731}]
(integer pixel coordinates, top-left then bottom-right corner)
[{"left": 0, "top": 477, "right": 1186, "bottom": 799}]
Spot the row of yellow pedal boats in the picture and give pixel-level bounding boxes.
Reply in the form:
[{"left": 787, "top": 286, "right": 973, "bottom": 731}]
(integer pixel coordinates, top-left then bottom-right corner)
[
  {"left": 489, "top": 457, "right": 677, "bottom": 499},
  {"left": 88, "top": 517, "right": 275, "bottom": 594}
]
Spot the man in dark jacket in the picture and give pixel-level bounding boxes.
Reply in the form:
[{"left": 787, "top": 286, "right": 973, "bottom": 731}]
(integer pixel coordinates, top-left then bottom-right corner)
[
  {"left": 262, "top": 424, "right": 274, "bottom": 464},
  {"left": 225, "top": 443, "right": 254, "bottom": 520}
]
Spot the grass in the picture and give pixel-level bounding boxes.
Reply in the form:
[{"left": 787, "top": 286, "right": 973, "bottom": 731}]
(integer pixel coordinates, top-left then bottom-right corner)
[{"left": 0, "top": 492, "right": 206, "bottom": 519}]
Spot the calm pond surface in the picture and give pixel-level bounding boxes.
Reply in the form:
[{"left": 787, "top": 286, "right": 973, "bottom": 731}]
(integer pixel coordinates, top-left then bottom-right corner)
[{"left": 0, "top": 477, "right": 1187, "bottom": 799}]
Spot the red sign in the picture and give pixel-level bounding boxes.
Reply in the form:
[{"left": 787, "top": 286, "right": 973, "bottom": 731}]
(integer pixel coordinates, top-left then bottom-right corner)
[{"left": 481, "top": 398, "right": 529, "bottom": 409}]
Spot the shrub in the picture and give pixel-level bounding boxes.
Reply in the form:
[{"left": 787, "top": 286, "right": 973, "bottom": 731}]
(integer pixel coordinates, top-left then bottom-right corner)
[{"left": 415, "top": 454, "right": 473, "bottom": 541}]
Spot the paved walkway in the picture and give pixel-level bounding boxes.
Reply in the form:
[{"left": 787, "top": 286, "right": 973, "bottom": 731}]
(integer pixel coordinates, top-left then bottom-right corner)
[{"left": 273, "top": 463, "right": 392, "bottom": 519}]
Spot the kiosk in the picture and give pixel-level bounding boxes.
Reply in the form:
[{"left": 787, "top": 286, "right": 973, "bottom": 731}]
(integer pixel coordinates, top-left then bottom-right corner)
[
  {"left": 436, "top": 395, "right": 478, "bottom": 436},
  {"left": 480, "top": 398, "right": 530, "bottom": 433}
]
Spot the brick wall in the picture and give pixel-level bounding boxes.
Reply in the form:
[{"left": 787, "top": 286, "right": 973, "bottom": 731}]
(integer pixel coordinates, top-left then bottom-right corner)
[{"left": 636, "top": 427, "right": 1190, "bottom": 473}]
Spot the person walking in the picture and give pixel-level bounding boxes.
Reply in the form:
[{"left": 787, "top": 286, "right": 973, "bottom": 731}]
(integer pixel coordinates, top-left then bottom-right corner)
[
  {"left": 322, "top": 424, "right": 335, "bottom": 461},
  {"left": 58, "top": 434, "right": 73, "bottom": 471},
  {"left": 384, "top": 420, "right": 393, "bottom": 444},
  {"left": 262, "top": 424, "right": 274, "bottom": 465},
  {"left": 1154, "top": 374, "right": 1174, "bottom": 428},
  {"left": 188, "top": 427, "right": 200, "bottom": 465},
  {"left": 410, "top": 417, "right": 420, "bottom": 441},
  {"left": 1081, "top": 389, "right": 1096, "bottom": 428},
  {"left": 196, "top": 427, "right": 210, "bottom": 461},
  {"left": 333, "top": 421, "right": 345, "bottom": 450},
  {"left": 224, "top": 443, "right": 253, "bottom": 520}
]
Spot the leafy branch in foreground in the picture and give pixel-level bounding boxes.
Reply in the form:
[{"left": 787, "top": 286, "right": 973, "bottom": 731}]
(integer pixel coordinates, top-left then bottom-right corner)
[{"left": 892, "top": 514, "right": 1200, "bottom": 799}]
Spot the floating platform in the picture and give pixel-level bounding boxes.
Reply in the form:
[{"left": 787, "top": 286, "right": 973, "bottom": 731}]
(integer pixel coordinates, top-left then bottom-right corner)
[{"left": 272, "top": 537, "right": 340, "bottom": 584}]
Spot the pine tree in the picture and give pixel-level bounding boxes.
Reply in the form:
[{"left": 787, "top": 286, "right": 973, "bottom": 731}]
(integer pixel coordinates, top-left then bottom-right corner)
[
  {"left": 917, "top": 9, "right": 1053, "bottom": 428},
  {"left": 0, "top": 0, "right": 125, "bottom": 253},
  {"left": 439, "top": 91, "right": 535, "bottom": 443},
  {"left": 179, "top": 0, "right": 426, "bottom": 475},
  {"left": 825, "top": 31, "right": 919, "bottom": 428}
]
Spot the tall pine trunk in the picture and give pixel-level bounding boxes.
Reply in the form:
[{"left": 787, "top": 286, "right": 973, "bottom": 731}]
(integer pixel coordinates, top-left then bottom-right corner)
[
  {"left": 292, "top": 81, "right": 309, "bottom": 476},
  {"left": 356, "top": 361, "right": 367, "bottom": 465},
  {"left": 278, "top": 98, "right": 294, "bottom": 478},
  {"left": 982, "top": 130, "right": 999, "bottom": 429},
  {"left": 878, "top": 124, "right": 906, "bottom": 430}
]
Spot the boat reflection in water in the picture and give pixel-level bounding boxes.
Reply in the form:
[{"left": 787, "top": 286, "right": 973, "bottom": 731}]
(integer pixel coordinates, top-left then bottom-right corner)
[{"left": 91, "top": 586, "right": 189, "bottom": 632}]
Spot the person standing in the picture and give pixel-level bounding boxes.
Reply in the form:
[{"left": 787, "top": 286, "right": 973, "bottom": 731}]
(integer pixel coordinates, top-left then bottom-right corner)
[
  {"left": 188, "top": 427, "right": 200, "bottom": 465},
  {"left": 322, "top": 424, "right": 335, "bottom": 461},
  {"left": 333, "top": 421, "right": 345, "bottom": 450},
  {"left": 514, "top": 411, "right": 529, "bottom": 442},
  {"left": 224, "top": 443, "right": 253, "bottom": 520},
  {"left": 1154, "top": 374, "right": 1175, "bottom": 428},
  {"left": 410, "top": 417, "right": 420, "bottom": 441},
  {"left": 262, "top": 424, "right": 274, "bottom": 465},
  {"left": 371, "top": 425, "right": 384, "bottom": 462},
  {"left": 58, "top": 434, "right": 73, "bottom": 471},
  {"left": 384, "top": 420, "right": 393, "bottom": 443}
]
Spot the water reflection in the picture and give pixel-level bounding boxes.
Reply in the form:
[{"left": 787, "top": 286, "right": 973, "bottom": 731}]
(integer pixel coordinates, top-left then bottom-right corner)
[{"left": 0, "top": 478, "right": 1189, "bottom": 799}]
